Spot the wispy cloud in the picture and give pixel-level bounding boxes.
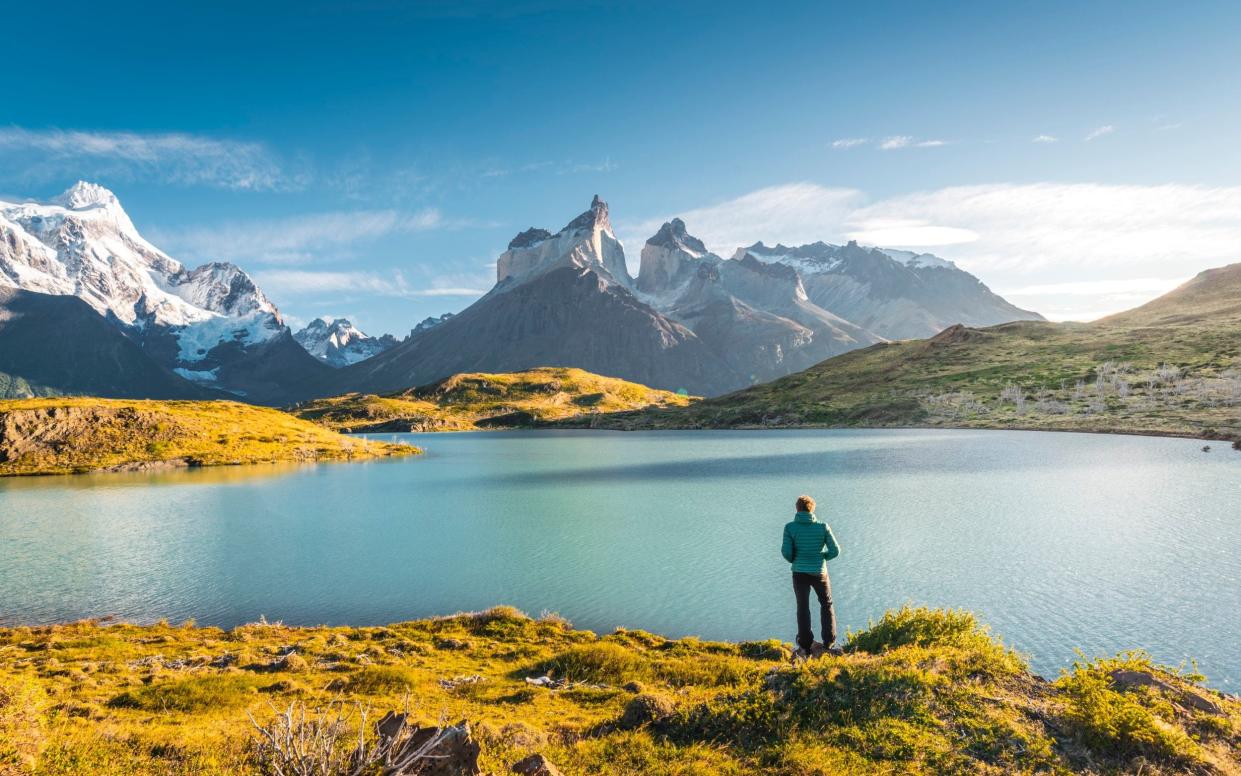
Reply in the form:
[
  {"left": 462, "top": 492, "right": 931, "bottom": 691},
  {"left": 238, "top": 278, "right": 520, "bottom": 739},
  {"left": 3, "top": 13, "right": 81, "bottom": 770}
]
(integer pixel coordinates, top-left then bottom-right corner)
[
  {"left": 1084, "top": 124, "right": 1115, "bottom": 141},
  {"left": 1032, "top": 134, "right": 1058, "bottom": 143},
  {"left": 998, "top": 278, "right": 1189, "bottom": 297},
  {"left": 830, "top": 137, "right": 868, "bottom": 149},
  {"left": 151, "top": 208, "right": 455, "bottom": 265},
  {"left": 480, "top": 157, "right": 618, "bottom": 178},
  {"left": 620, "top": 183, "right": 864, "bottom": 254},
  {"left": 879, "top": 135, "right": 947, "bottom": 150},
  {"left": 0, "top": 127, "right": 294, "bottom": 190},
  {"left": 254, "top": 269, "right": 487, "bottom": 300}
]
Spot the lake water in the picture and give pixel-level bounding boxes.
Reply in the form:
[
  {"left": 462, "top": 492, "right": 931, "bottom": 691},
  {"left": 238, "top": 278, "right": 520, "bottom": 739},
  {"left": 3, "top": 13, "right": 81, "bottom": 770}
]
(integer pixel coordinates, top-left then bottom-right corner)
[{"left": 1, "top": 429, "right": 1238, "bottom": 688}]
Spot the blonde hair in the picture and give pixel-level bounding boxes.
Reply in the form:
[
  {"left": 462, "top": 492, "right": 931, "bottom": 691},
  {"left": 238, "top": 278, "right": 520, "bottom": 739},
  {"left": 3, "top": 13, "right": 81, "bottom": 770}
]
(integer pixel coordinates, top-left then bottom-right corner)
[{"left": 796, "top": 495, "right": 816, "bottom": 513}]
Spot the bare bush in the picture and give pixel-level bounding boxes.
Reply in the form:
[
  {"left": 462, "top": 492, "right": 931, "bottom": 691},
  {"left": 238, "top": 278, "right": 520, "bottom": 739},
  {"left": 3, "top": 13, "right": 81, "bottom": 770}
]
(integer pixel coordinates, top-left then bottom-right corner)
[
  {"left": 1035, "top": 397, "right": 1069, "bottom": 415},
  {"left": 999, "top": 384, "right": 1026, "bottom": 413},
  {"left": 249, "top": 701, "right": 474, "bottom": 776}
]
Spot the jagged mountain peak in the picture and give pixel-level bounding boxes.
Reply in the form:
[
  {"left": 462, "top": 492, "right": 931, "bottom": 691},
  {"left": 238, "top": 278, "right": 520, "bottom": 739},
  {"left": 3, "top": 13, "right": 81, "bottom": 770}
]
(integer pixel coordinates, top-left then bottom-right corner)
[
  {"left": 496, "top": 195, "right": 630, "bottom": 288},
  {"left": 52, "top": 181, "right": 121, "bottom": 211},
  {"left": 293, "top": 316, "right": 398, "bottom": 368},
  {"left": 560, "top": 194, "right": 611, "bottom": 234},
  {"left": 647, "top": 218, "right": 707, "bottom": 255},
  {"left": 508, "top": 227, "right": 553, "bottom": 250}
]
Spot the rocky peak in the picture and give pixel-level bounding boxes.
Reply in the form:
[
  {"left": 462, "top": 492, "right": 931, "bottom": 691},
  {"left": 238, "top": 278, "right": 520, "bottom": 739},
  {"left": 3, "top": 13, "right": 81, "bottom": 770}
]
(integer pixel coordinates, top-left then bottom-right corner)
[
  {"left": 647, "top": 218, "right": 707, "bottom": 254},
  {"left": 508, "top": 228, "right": 553, "bottom": 250},
  {"left": 412, "top": 312, "right": 455, "bottom": 336},
  {"left": 560, "top": 194, "right": 610, "bottom": 234}
]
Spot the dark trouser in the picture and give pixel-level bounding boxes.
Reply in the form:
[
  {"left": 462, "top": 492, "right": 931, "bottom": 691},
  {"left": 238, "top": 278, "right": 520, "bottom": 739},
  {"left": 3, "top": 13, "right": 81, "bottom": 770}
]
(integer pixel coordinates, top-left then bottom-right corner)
[{"left": 792, "top": 571, "right": 836, "bottom": 651}]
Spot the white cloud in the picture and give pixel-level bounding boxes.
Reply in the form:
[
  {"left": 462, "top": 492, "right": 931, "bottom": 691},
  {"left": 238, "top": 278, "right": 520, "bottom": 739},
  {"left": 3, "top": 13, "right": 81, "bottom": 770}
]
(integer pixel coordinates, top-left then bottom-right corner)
[
  {"left": 845, "top": 219, "right": 979, "bottom": 248},
  {"left": 619, "top": 183, "right": 864, "bottom": 255},
  {"left": 879, "top": 136, "right": 947, "bottom": 150},
  {"left": 254, "top": 269, "right": 487, "bottom": 299},
  {"left": 997, "top": 278, "right": 1189, "bottom": 297},
  {"left": 1085, "top": 125, "right": 1115, "bottom": 141},
  {"left": 1033, "top": 134, "right": 1058, "bottom": 143},
  {"left": 151, "top": 208, "right": 449, "bottom": 265},
  {"left": 0, "top": 127, "right": 293, "bottom": 190},
  {"left": 629, "top": 181, "right": 1241, "bottom": 321},
  {"left": 831, "top": 138, "right": 867, "bottom": 149}
]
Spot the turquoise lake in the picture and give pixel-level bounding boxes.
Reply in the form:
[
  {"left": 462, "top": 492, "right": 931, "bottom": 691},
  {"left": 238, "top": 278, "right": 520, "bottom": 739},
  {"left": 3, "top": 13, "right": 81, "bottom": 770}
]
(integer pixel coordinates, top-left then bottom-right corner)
[{"left": 1, "top": 429, "right": 1238, "bottom": 687}]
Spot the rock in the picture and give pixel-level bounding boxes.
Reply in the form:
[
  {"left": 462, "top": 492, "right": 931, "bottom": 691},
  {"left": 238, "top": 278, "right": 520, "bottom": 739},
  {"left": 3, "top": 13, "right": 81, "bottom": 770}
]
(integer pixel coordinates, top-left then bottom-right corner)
[
  {"left": 1109, "top": 668, "right": 1223, "bottom": 715},
  {"left": 439, "top": 674, "right": 486, "bottom": 691},
  {"left": 618, "top": 693, "right": 676, "bottom": 730},
  {"left": 407, "top": 720, "right": 481, "bottom": 776},
  {"left": 622, "top": 680, "right": 646, "bottom": 694},
  {"left": 274, "top": 652, "right": 309, "bottom": 672},
  {"left": 511, "top": 753, "right": 564, "bottom": 775},
  {"left": 435, "top": 637, "right": 472, "bottom": 651}
]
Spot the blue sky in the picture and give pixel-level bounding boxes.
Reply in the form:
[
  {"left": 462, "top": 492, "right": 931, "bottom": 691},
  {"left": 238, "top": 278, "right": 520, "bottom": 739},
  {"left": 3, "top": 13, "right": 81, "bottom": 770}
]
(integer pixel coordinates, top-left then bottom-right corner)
[{"left": 4, "top": 0, "right": 1241, "bottom": 333}]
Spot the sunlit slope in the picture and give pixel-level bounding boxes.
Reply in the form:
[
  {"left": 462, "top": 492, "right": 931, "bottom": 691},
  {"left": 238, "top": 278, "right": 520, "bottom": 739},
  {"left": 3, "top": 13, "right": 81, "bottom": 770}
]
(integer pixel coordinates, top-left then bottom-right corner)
[
  {"left": 291, "top": 367, "right": 695, "bottom": 432},
  {"left": 582, "top": 264, "right": 1241, "bottom": 440},
  {"left": 0, "top": 398, "right": 416, "bottom": 475}
]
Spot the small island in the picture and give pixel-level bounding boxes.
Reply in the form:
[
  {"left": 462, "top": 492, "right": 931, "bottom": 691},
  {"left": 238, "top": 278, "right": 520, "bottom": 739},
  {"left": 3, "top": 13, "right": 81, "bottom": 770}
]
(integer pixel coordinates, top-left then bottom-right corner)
[{"left": 0, "top": 398, "right": 417, "bottom": 476}]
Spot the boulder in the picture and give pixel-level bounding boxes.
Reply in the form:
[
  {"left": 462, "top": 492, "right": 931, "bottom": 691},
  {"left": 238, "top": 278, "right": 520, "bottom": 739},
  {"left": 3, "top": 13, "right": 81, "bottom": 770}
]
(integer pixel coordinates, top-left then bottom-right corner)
[
  {"left": 618, "top": 693, "right": 676, "bottom": 729},
  {"left": 511, "top": 753, "right": 564, "bottom": 775}
]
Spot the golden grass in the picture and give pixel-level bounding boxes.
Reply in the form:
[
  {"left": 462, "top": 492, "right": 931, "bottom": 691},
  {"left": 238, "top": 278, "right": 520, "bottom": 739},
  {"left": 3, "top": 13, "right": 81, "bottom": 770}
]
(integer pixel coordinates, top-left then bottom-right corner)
[
  {"left": 0, "top": 398, "right": 417, "bottom": 476},
  {"left": 290, "top": 367, "right": 695, "bottom": 432}
]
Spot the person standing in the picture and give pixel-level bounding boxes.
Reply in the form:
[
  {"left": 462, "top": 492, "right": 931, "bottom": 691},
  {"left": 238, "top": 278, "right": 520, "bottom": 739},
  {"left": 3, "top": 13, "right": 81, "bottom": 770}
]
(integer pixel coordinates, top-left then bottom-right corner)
[{"left": 780, "top": 494, "right": 841, "bottom": 655}]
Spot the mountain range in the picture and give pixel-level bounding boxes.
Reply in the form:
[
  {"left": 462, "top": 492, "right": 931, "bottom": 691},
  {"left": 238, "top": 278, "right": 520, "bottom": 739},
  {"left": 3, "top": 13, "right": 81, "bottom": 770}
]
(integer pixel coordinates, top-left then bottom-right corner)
[
  {"left": 0, "top": 182, "right": 330, "bottom": 403},
  {"left": 1, "top": 184, "right": 1043, "bottom": 402},
  {"left": 323, "top": 196, "right": 1041, "bottom": 396},
  {"left": 293, "top": 318, "right": 402, "bottom": 367}
]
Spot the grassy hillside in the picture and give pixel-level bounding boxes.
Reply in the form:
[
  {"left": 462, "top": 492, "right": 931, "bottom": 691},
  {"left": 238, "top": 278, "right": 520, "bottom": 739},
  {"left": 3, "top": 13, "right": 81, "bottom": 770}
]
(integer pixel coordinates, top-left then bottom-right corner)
[
  {"left": 1, "top": 607, "right": 1236, "bottom": 775},
  {"left": 583, "top": 265, "right": 1241, "bottom": 442},
  {"left": 0, "top": 398, "right": 416, "bottom": 476},
  {"left": 291, "top": 367, "right": 694, "bottom": 432}
]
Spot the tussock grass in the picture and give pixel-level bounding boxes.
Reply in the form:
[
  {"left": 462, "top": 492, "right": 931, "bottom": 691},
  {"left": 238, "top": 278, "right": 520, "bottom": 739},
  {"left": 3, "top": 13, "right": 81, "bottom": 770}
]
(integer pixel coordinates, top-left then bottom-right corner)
[{"left": 109, "top": 675, "right": 261, "bottom": 712}]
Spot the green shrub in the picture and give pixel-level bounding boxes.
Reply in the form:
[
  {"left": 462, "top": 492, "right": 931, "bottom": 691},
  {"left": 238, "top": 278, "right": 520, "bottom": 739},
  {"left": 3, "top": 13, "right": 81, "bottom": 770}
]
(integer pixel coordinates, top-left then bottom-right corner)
[
  {"left": 108, "top": 675, "right": 257, "bottom": 712},
  {"left": 538, "top": 641, "right": 645, "bottom": 685},
  {"left": 846, "top": 606, "right": 1024, "bottom": 677},
  {"left": 738, "top": 639, "right": 790, "bottom": 661},
  {"left": 1055, "top": 654, "right": 1201, "bottom": 765}
]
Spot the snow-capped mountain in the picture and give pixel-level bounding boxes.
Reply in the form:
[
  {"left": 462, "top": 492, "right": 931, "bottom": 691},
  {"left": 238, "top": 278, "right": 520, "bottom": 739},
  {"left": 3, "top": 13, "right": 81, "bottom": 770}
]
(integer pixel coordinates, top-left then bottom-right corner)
[
  {"left": 0, "top": 182, "right": 329, "bottom": 403},
  {"left": 293, "top": 318, "right": 400, "bottom": 367},
  {"left": 636, "top": 219, "right": 881, "bottom": 384},
  {"left": 737, "top": 240, "right": 1044, "bottom": 339}
]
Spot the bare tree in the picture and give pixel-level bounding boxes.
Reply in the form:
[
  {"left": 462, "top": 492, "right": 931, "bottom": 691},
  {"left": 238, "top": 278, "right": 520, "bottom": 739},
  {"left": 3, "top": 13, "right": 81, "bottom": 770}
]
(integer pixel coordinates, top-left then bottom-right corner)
[{"left": 249, "top": 701, "right": 472, "bottom": 776}]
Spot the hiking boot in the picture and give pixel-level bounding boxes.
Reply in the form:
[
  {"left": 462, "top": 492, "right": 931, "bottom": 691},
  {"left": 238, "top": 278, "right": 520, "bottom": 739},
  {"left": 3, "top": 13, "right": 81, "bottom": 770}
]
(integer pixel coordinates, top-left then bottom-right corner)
[{"left": 825, "top": 645, "right": 844, "bottom": 656}]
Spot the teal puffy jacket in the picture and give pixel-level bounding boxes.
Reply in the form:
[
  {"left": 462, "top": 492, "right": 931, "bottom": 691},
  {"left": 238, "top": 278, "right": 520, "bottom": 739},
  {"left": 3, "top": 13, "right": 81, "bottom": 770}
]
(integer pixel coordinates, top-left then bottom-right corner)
[{"left": 781, "top": 511, "right": 841, "bottom": 574}]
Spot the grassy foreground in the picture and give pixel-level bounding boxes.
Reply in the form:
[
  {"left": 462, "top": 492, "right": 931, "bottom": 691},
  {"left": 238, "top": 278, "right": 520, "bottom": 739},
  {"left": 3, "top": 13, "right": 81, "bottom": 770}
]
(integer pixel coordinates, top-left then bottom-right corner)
[
  {"left": 290, "top": 367, "right": 694, "bottom": 432},
  {"left": 580, "top": 265, "right": 1241, "bottom": 442},
  {"left": 2, "top": 607, "right": 1237, "bottom": 775},
  {"left": 0, "top": 398, "right": 416, "bottom": 476}
]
